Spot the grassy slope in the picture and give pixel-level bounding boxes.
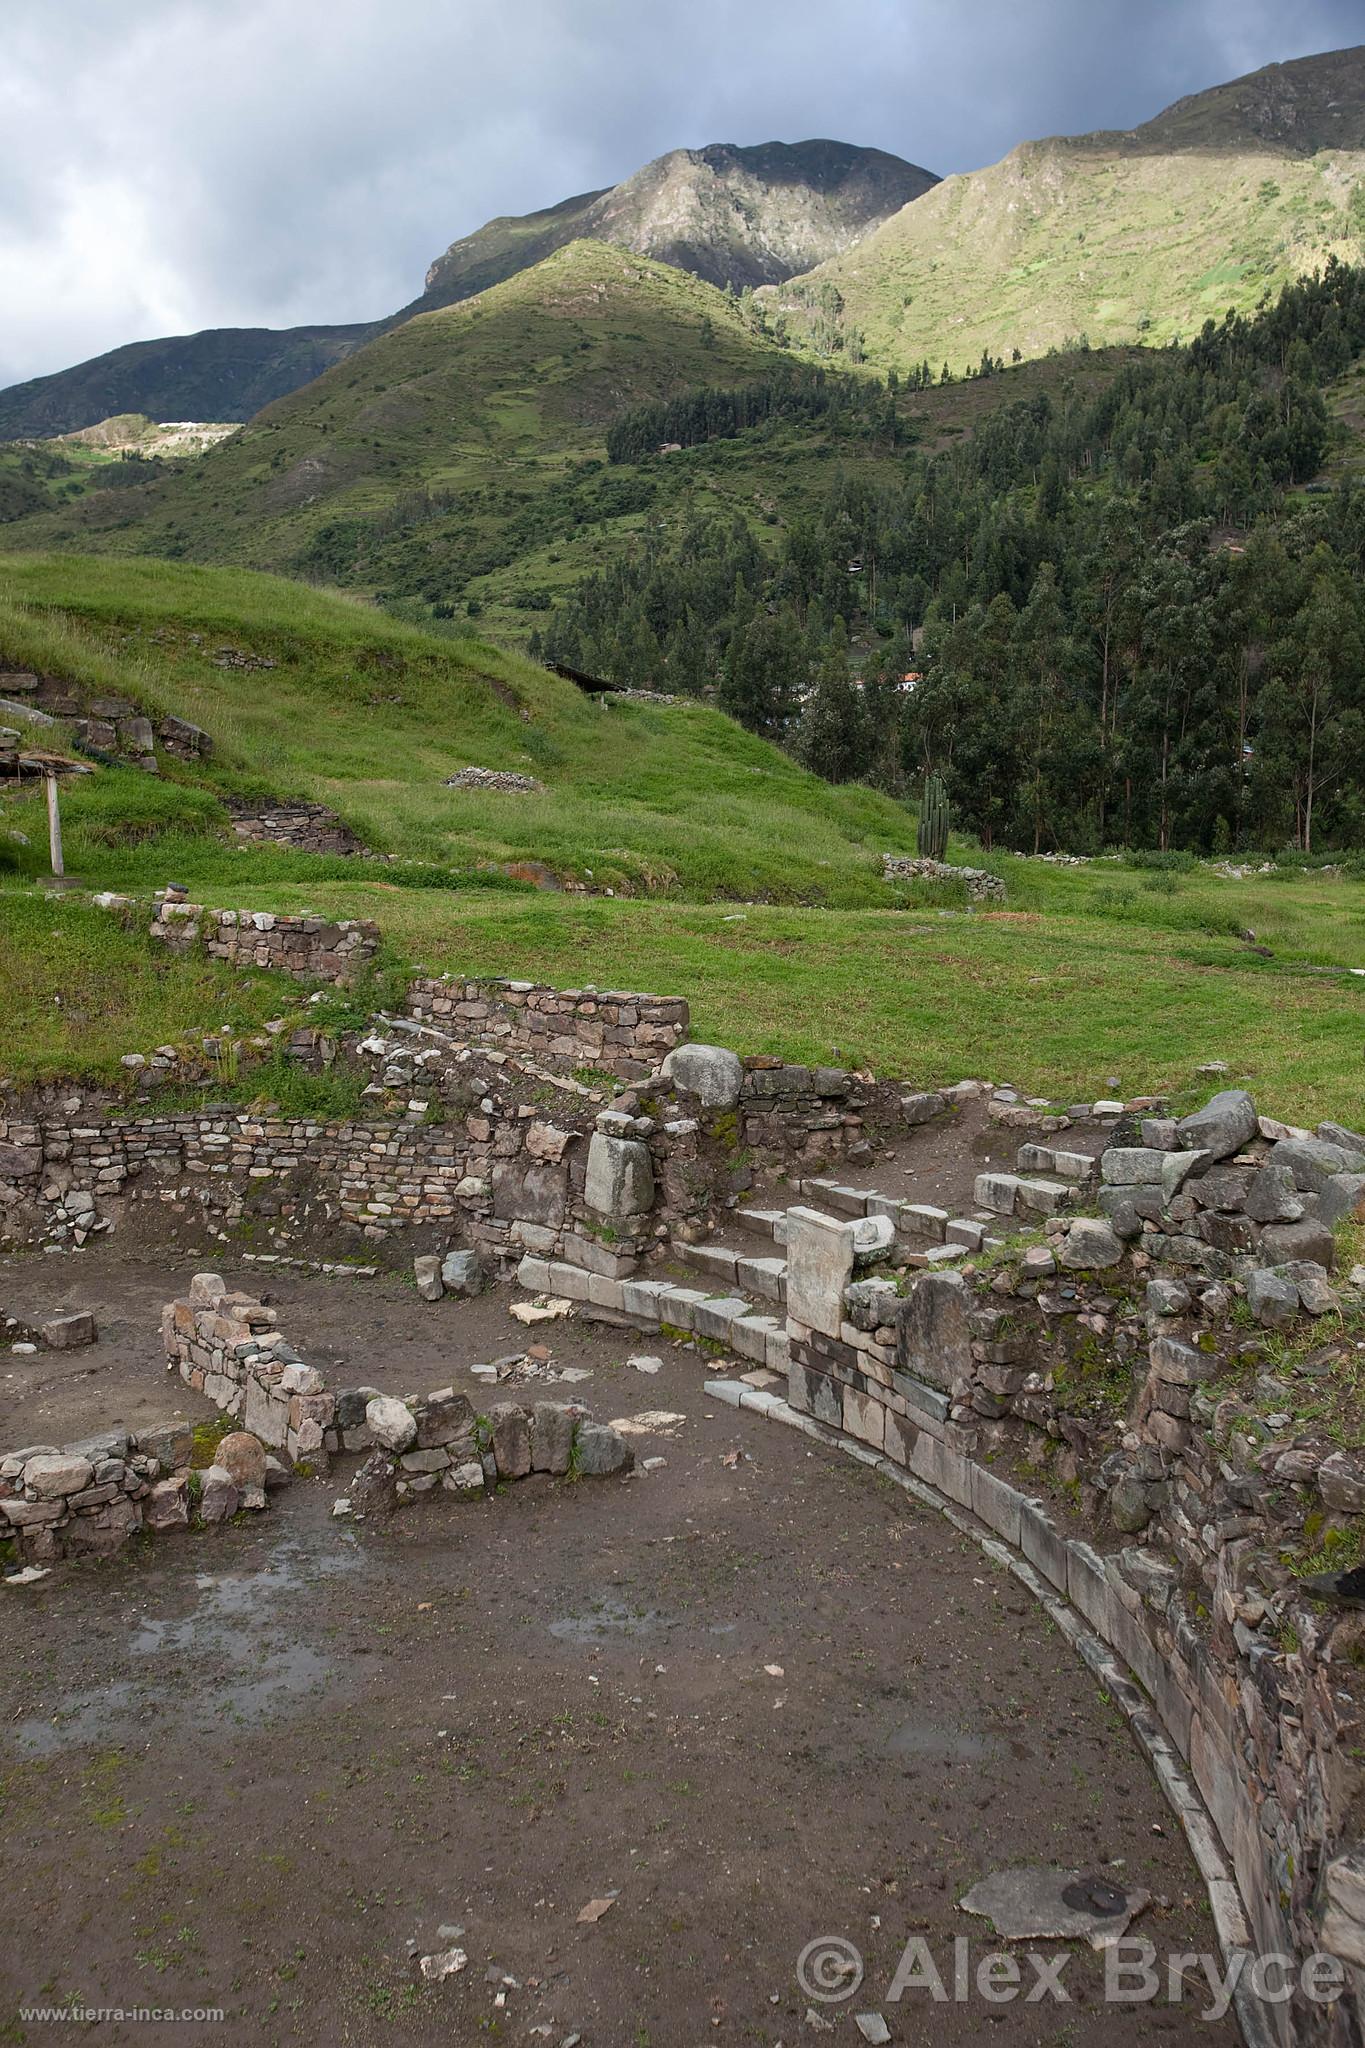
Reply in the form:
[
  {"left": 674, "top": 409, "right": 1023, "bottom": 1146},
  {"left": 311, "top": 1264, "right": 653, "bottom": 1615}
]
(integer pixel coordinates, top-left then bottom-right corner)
[
  {"left": 0, "top": 303, "right": 1135, "bottom": 650},
  {"left": 0, "top": 553, "right": 921, "bottom": 902},
  {"left": 775, "top": 142, "right": 1365, "bottom": 376},
  {"left": 0, "top": 555, "right": 1359, "bottom": 1111},
  {"left": 2, "top": 891, "right": 309, "bottom": 1083},
  {"left": 6, "top": 869, "right": 1359, "bottom": 1119},
  {"left": 2, "top": 244, "right": 787, "bottom": 571}
]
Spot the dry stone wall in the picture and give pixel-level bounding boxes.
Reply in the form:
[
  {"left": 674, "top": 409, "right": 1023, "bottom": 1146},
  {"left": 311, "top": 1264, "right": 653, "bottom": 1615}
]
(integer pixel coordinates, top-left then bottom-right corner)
[
  {"left": 0, "top": 666, "right": 211, "bottom": 774},
  {"left": 148, "top": 897, "right": 380, "bottom": 983},
  {"left": 0, "top": 1417, "right": 206, "bottom": 1566},
  {"left": 773, "top": 1099, "right": 1365, "bottom": 2048},
  {"left": 406, "top": 976, "right": 688, "bottom": 1081},
  {"left": 225, "top": 799, "right": 375, "bottom": 857},
  {"left": 161, "top": 1275, "right": 632, "bottom": 1512}
]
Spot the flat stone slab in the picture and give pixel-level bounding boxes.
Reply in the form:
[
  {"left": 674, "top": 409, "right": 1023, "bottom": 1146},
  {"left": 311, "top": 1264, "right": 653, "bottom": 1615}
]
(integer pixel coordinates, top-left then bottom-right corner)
[{"left": 959, "top": 1866, "right": 1149, "bottom": 1949}]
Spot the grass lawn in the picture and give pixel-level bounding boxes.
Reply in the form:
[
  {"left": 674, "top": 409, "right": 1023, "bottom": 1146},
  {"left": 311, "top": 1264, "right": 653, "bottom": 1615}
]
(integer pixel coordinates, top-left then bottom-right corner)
[{"left": 5, "top": 873, "right": 1358, "bottom": 1122}]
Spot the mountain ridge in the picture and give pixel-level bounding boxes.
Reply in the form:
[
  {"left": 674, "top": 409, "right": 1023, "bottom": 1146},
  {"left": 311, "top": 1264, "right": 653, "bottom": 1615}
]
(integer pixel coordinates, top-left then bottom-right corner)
[
  {"left": 768, "top": 43, "right": 1365, "bottom": 372},
  {"left": 0, "top": 139, "right": 932, "bottom": 439}
]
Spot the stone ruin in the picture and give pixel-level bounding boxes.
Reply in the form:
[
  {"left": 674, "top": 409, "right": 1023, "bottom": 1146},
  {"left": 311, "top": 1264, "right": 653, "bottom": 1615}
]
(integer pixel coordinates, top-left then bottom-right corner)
[
  {"left": 0, "top": 667, "right": 210, "bottom": 775},
  {"left": 2, "top": 924, "right": 1363, "bottom": 2038},
  {"left": 881, "top": 853, "right": 1006, "bottom": 901}
]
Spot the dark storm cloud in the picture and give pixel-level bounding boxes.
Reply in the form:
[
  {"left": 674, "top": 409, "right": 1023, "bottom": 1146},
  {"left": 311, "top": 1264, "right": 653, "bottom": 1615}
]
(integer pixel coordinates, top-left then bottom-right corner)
[{"left": 1, "top": 0, "right": 1361, "bottom": 387}]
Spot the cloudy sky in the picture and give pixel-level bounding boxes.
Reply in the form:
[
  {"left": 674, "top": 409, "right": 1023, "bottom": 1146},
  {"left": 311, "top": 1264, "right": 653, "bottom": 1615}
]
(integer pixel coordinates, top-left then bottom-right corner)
[{"left": 1, "top": 0, "right": 1360, "bottom": 390}]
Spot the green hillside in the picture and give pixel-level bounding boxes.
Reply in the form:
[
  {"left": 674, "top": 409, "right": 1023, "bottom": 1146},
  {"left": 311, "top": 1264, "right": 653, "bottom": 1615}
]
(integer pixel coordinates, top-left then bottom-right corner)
[
  {"left": 0, "top": 255, "right": 1133, "bottom": 646},
  {"left": 0, "top": 552, "right": 921, "bottom": 902},
  {"left": 1, "top": 245, "right": 788, "bottom": 584},
  {"left": 0, "top": 556, "right": 1360, "bottom": 1118},
  {"left": 769, "top": 49, "right": 1365, "bottom": 374}
]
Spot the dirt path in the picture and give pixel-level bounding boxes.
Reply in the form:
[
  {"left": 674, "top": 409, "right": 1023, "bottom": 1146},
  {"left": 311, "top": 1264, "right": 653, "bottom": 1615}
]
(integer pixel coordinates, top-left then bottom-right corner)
[{"left": 0, "top": 1279, "right": 1234, "bottom": 2046}]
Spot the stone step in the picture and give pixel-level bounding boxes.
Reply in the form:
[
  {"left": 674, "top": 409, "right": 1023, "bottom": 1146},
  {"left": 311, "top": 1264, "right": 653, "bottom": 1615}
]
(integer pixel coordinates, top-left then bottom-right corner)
[
  {"left": 1016, "top": 1142, "right": 1097, "bottom": 1182},
  {"left": 797, "top": 1181, "right": 959, "bottom": 1247},
  {"left": 732, "top": 1207, "right": 786, "bottom": 1244},
  {"left": 973, "top": 1171, "right": 1076, "bottom": 1218},
  {"left": 515, "top": 1254, "right": 789, "bottom": 1373},
  {"left": 674, "top": 1240, "right": 787, "bottom": 1306}
]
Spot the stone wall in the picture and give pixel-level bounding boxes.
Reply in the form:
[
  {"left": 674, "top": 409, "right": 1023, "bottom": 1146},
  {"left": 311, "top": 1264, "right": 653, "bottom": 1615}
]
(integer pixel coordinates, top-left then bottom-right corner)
[
  {"left": 0, "top": 665, "right": 211, "bottom": 774},
  {"left": 775, "top": 1114, "right": 1365, "bottom": 2046},
  {"left": 881, "top": 855, "right": 1005, "bottom": 901},
  {"left": 149, "top": 898, "right": 380, "bottom": 984},
  {"left": 1, "top": 1418, "right": 201, "bottom": 1566},
  {"left": 406, "top": 976, "right": 689, "bottom": 1080},
  {"left": 225, "top": 799, "right": 375, "bottom": 857},
  {"left": 162, "top": 1274, "right": 632, "bottom": 1511}
]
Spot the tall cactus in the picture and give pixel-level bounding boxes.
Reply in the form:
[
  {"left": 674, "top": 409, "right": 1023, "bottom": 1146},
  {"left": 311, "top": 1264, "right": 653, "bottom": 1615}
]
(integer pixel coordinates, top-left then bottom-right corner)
[{"left": 917, "top": 771, "right": 950, "bottom": 861}]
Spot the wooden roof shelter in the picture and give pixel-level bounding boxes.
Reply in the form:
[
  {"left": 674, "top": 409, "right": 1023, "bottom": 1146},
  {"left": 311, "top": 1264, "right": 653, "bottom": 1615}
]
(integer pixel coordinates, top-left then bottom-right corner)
[{"left": 1, "top": 737, "right": 95, "bottom": 881}]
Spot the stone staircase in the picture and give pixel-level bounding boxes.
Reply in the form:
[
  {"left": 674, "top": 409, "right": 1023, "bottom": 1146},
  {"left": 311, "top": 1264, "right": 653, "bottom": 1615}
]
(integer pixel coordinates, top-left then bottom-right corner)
[
  {"left": 514, "top": 1241, "right": 790, "bottom": 1373},
  {"left": 793, "top": 1174, "right": 1003, "bottom": 1265},
  {"left": 971, "top": 1139, "right": 1100, "bottom": 1223},
  {"left": 516, "top": 1142, "right": 1101, "bottom": 1378}
]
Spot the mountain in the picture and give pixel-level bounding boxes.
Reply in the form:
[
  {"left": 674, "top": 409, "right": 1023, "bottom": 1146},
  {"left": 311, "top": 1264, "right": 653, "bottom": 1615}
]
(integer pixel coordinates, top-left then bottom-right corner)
[
  {"left": 766, "top": 45, "right": 1365, "bottom": 372},
  {"left": 0, "top": 320, "right": 379, "bottom": 442},
  {"left": 422, "top": 141, "right": 936, "bottom": 301},
  {"left": 0, "top": 140, "right": 933, "bottom": 440}
]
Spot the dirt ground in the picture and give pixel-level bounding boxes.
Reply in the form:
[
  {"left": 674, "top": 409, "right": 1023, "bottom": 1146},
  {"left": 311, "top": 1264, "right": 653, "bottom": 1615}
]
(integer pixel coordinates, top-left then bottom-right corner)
[{"left": 0, "top": 1247, "right": 1237, "bottom": 2047}]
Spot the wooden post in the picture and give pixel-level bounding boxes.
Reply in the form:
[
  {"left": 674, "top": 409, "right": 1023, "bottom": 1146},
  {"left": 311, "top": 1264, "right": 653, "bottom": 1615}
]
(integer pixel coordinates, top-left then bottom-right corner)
[{"left": 46, "top": 770, "right": 64, "bottom": 878}]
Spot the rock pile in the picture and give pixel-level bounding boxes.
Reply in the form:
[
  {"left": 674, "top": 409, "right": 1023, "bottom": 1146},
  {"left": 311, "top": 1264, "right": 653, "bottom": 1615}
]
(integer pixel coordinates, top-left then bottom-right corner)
[
  {"left": 339, "top": 1390, "right": 631, "bottom": 1517},
  {"left": 1091, "top": 1089, "right": 1358, "bottom": 1322},
  {"left": 444, "top": 767, "right": 544, "bottom": 794}
]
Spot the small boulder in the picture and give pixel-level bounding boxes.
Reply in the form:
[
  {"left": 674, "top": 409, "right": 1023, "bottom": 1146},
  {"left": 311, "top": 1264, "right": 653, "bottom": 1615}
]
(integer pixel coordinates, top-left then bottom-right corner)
[
  {"left": 1283, "top": 1260, "right": 1338, "bottom": 1315},
  {"left": 144, "top": 1475, "right": 190, "bottom": 1529},
  {"left": 1318, "top": 1452, "right": 1365, "bottom": 1515},
  {"left": 489, "top": 1402, "right": 532, "bottom": 1479},
  {"left": 530, "top": 1401, "right": 575, "bottom": 1475},
  {"left": 1146, "top": 1278, "right": 1191, "bottom": 1318},
  {"left": 23, "top": 1452, "right": 93, "bottom": 1498},
  {"left": 660, "top": 1043, "right": 744, "bottom": 1110},
  {"left": 1244, "top": 1164, "right": 1305, "bottom": 1225},
  {"left": 216, "top": 1431, "right": 267, "bottom": 1491},
  {"left": 365, "top": 1396, "right": 417, "bottom": 1454},
  {"left": 440, "top": 1249, "right": 485, "bottom": 1296},
  {"left": 1110, "top": 1476, "right": 1152, "bottom": 1534},
  {"left": 413, "top": 1254, "right": 444, "bottom": 1302},
  {"left": 844, "top": 1278, "right": 900, "bottom": 1331},
  {"left": 198, "top": 1464, "right": 239, "bottom": 1523},
  {"left": 188, "top": 1272, "right": 226, "bottom": 1307},
  {"left": 442, "top": 1461, "right": 486, "bottom": 1500},
  {"left": 42, "top": 1311, "right": 96, "bottom": 1350},
  {"left": 1259, "top": 1217, "right": 1335, "bottom": 1270},
  {"left": 574, "top": 1421, "right": 633, "bottom": 1477},
  {"left": 1175, "top": 1089, "right": 1258, "bottom": 1163},
  {"left": 1246, "top": 1267, "right": 1298, "bottom": 1329},
  {"left": 135, "top": 1422, "right": 193, "bottom": 1471},
  {"left": 1058, "top": 1217, "right": 1124, "bottom": 1270},
  {"left": 1320, "top": 1173, "right": 1365, "bottom": 1228},
  {"left": 350, "top": 1450, "right": 399, "bottom": 1517},
  {"left": 335, "top": 1385, "right": 381, "bottom": 1430}
]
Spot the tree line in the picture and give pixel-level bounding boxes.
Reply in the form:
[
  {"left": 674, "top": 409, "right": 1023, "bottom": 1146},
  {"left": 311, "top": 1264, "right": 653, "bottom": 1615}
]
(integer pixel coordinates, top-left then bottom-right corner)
[{"left": 532, "top": 261, "right": 1365, "bottom": 854}]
